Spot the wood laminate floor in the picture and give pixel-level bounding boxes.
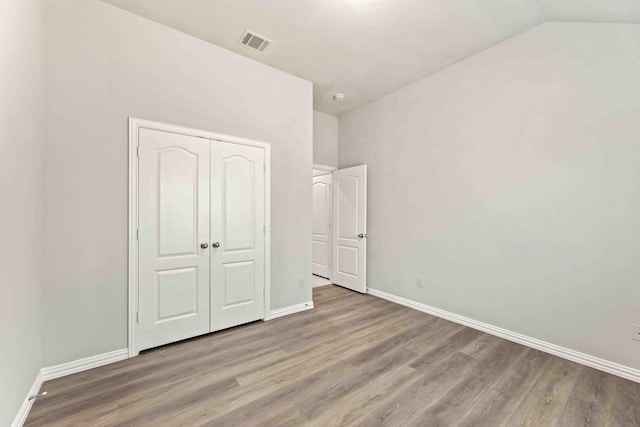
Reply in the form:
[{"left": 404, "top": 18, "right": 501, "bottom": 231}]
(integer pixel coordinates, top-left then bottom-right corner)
[{"left": 27, "top": 286, "right": 640, "bottom": 426}]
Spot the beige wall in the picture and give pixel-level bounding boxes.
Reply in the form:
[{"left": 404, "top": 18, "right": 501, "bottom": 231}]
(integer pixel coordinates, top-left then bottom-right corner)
[
  {"left": 43, "top": 0, "right": 313, "bottom": 366},
  {"left": 313, "top": 110, "right": 339, "bottom": 168},
  {"left": 340, "top": 22, "right": 640, "bottom": 370},
  {"left": 0, "top": 0, "right": 45, "bottom": 424}
]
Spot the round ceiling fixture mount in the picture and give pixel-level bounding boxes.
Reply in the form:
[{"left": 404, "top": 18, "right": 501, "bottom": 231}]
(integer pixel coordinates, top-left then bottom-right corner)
[{"left": 333, "top": 93, "right": 345, "bottom": 102}]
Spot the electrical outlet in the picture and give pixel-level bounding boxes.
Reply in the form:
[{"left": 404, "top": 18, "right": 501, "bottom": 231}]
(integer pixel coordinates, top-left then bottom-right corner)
[
  {"left": 299, "top": 278, "right": 305, "bottom": 288},
  {"left": 631, "top": 324, "right": 640, "bottom": 342},
  {"left": 417, "top": 276, "right": 424, "bottom": 288}
]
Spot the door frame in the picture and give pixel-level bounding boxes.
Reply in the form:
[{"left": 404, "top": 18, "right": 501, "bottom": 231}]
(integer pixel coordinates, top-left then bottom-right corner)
[
  {"left": 128, "top": 117, "right": 271, "bottom": 358},
  {"left": 313, "top": 163, "right": 336, "bottom": 176}
]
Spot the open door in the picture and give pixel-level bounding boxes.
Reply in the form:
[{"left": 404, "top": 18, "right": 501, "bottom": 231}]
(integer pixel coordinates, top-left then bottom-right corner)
[{"left": 332, "top": 165, "right": 367, "bottom": 293}]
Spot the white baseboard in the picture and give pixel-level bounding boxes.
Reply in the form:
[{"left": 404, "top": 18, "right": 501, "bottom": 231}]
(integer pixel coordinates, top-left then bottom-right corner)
[
  {"left": 367, "top": 288, "right": 640, "bottom": 383},
  {"left": 11, "top": 369, "right": 44, "bottom": 427},
  {"left": 266, "top": 301, "right": 314, "bottom": 320},
  {"left": 42, "top": 348, "right": 129, "bottom": 381}
]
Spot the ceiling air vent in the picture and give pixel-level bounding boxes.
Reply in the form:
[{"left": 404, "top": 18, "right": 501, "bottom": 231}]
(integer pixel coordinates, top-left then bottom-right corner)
[{"left": 238, "top": 30, "right": 272, "bottom": 52}]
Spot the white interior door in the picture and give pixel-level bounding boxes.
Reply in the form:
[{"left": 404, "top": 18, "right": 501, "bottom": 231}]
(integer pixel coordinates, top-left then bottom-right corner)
[
  {"left": 332, "top": 165, "right": 367, "bottom": 293},
  {"left": 210, "top": 141, "right": 265, "bottom": 332},
  {"left": 312, "top": 174, "right": 332, "bottom": 279},
  {"left": 138, "top": 129, "right": 211, "bottom": 351}
]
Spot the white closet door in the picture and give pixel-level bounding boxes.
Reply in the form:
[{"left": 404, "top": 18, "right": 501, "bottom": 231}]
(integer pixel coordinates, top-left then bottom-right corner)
[
  {"left": 332, "top": 165, "right": 367, "bottom": 293},
  {"left": 138, "top": 129, "right": 210, "bottom": 351},
  {"left": 312, "top": 174, "right": 332, "bottom": 279},
  {"left": 210, "top": 141, "right": 265, "bottom": 331}
]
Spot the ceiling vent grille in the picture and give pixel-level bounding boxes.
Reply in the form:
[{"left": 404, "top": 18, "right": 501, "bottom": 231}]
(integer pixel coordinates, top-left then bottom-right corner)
[{"left": 239, "top": 30, "right": 272, "bottom": 52}]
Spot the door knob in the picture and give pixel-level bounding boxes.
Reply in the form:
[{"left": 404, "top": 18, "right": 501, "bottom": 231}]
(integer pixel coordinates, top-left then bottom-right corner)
[
  {"left": 212, "top": 242, "right": 220, "bottom": 248},
  {"left": 200, "top": 242, "right": 209, "bottom": 249},
  {"left": 358, "top": 233, "right": 367, "bottom": 239}
]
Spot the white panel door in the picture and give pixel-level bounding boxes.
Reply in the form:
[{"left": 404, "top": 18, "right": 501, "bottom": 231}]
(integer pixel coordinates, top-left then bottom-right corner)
[
  {"left": 138, "top": 129, "right": 210, "bottom": 350},
  {"left": 210, "top": 141, "right": 265, "bottom": 331},
  {"left": 312, "top": 174, "right": 332, "bottom": 279},
  {"left": 332, "top": 165, "right": 367, "bottom": 293}
]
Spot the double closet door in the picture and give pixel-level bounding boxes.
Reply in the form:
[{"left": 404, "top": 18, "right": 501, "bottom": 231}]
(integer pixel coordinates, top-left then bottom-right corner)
[{"left": 137, "top": 128, "right": 265, "bottom": 351}]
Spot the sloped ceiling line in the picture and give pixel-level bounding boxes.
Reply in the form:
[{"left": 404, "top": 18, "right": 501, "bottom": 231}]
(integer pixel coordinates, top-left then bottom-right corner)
[{"left": 101, "top": 0, "right": 639, "bottom": 115}]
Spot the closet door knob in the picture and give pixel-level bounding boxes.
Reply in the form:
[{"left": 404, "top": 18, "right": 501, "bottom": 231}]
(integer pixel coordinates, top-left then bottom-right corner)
[
  {"left": 200, "top": 243, "right": 209, "bottom": 249},
  {"left": 212, "top": 242, "right": 221, "bottom": 248}
]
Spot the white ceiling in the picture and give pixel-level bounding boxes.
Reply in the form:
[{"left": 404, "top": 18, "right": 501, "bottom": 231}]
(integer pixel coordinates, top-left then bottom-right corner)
[
  {"left": 101, "top": 0, "right": 639, "bottom": 116},
  {"left": 537, "top": 0, "right": 640, "bottom": 23}
]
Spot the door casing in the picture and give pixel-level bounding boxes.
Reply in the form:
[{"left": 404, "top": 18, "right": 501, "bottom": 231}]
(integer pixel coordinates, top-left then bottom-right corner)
[{"left": 128, "top": 117, "right": 271, "bottom": 357}]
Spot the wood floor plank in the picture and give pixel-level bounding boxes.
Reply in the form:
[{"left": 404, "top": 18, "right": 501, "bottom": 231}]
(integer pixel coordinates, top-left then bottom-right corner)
[
  {"left": 556, "top": 366, "right": 615, "bottom": 426},
  {"left": 408, "top": 339, "right": 528, "bottom": 426},
  {"left": 178, "top": 361, "right": 355, "bottom": 425},
  {"left": 234, "top": 308, "right": 418, "bottom": 386},
  {"left": 456, "top": 347, "right": 552, "bottom": 426},
  {"left": 297, "top": 347, "right": 419, "bottom": 420},
  {"left": 164, "top": 313, "right": 424, "bottom": 423},
  {"left": 408, "top": 326, "right": 484, "bottom": 371},
  {"left": 25, "top": 286, "right": 640, "bottom": 427},
  {"left": 302, "top": 365, "right": 417, "bottom": 427},
  {"left": 402, "top": 317, "right": 465, "bottom": 356},
  {"left": 356, "top": 351, "right": 480, "bottom": 427},
  {"left": 347, "top": 318, "right": 434, "bottom": 367},
  {"left": 503, "top": 357, "right": 583, "bottom": 426},
  {"left": 607, "top": 372, "right": 640, "bottom": 426}
]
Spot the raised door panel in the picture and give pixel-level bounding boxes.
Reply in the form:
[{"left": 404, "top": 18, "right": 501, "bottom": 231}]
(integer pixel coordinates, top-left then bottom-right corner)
[
  {"left": 337, "top": 175, "right": 359, "bottom": 240},
  {"left": 313, "top": 182, "right": 328, "bottom": 236},
  {"left": 312, "top": 241, "right": 329, "bottom": 270},
  {"left": 336, "top": 246, "right": 359, "bottom": 278},
  {"left": 223, "top": 261, "right": 256, "bottom": 307},
  {"left": 157, "top": 148, "right": 198, "bottom": 257},
  {"left": 156, "top": 267, "right": 198, "bottom": 321},
  {"left": 138, "top": 128, "right": 210, "bottom": 350},
  {"left": 224, "top": 156, "right": 255, "bottom": 252},
  {"left": 210, "top": 142, "right": 265, "bottom": 331}
]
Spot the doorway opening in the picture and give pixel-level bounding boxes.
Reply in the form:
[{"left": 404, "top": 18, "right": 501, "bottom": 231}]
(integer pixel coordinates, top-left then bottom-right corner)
[
  {"left": 312, "top": 164, "right": 336, "bottom": 288},
  {"left": 312, "top": 163, "right": 368, "bottom": 294}
]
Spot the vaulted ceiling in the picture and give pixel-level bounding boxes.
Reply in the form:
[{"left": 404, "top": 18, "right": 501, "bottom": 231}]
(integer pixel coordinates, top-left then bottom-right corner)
[{"left": 102, "top": 0, "right": 640, "bottom": 116}]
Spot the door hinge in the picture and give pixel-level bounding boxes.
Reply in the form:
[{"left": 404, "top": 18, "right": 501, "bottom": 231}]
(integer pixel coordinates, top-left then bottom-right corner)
[
  {"left": 136, "top": 312, "right": 139, "bottom": 323},
  {"left": 136, "top": 229, "right": 139, "bottom": 240},
  {"left": 136, "top": 146, "right": 139, "bottom": 157},
  {"left": 263, "top": 225, "right": 266, "bottom": 234}
]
